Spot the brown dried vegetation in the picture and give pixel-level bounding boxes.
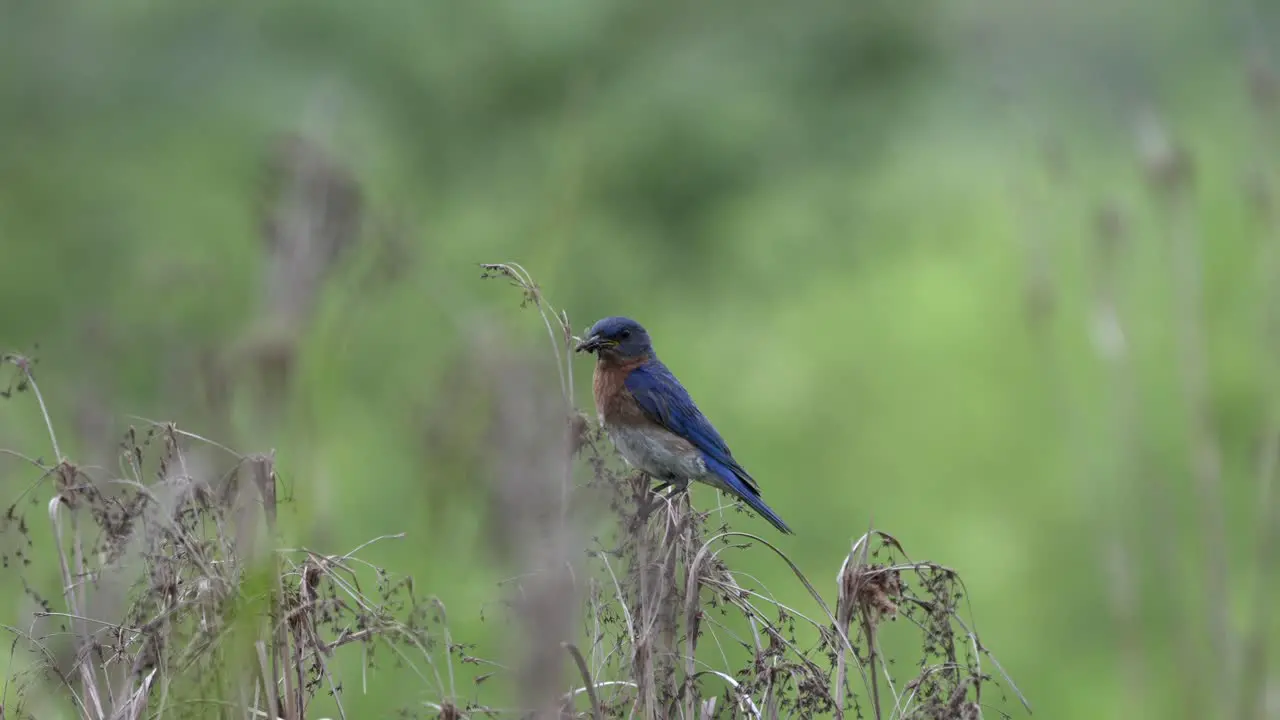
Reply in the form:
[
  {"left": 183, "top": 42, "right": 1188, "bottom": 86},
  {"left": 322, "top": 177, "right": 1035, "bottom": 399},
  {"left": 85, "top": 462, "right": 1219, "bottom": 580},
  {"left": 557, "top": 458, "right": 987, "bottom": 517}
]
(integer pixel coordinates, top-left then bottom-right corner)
[{"left": 0, "top": 263, "right": 1026, "bottom": 719}]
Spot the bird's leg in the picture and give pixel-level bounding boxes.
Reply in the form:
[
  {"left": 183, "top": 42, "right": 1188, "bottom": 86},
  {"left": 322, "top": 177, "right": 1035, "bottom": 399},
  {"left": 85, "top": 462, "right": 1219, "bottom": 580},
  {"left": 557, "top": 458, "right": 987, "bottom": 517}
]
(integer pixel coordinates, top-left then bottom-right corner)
[
  {"left": 636, "top": 479, "right": 667, "bottom": 523},
  {"left": 641, "top": 479, "right": 689, "bottom": 517},
  {"left": 626, "top": 472, "right": 658, "bottom": 528}
]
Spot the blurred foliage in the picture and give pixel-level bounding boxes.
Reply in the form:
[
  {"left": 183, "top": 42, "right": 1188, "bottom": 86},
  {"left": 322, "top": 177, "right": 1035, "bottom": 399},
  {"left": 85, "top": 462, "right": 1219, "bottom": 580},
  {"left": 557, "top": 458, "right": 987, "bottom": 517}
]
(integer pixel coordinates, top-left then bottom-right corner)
[{"left": 2, "top": 0, "right": 1279, "bottom": 717}]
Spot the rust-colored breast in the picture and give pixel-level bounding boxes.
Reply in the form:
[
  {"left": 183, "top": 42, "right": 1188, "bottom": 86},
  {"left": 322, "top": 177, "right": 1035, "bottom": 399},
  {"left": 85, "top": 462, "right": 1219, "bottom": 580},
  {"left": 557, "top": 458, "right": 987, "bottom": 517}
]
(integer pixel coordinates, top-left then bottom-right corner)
[{"left": 593, "top": 356, "right": 648, "bottom": 427}]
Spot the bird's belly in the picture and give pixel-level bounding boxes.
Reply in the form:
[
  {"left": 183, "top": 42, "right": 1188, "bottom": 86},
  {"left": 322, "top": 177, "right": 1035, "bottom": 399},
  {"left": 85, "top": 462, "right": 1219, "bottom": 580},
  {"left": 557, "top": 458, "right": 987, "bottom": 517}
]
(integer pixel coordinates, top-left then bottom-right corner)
[{"left": 605, "top": 424, "right": 707, "bottom": 481}]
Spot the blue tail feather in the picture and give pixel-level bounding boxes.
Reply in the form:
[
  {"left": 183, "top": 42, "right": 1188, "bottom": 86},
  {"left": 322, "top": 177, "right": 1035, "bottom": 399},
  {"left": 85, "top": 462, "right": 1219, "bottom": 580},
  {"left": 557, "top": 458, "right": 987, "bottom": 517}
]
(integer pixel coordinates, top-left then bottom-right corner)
[{"left": 702, "top": 455, "right": 794, "bottom": 534}]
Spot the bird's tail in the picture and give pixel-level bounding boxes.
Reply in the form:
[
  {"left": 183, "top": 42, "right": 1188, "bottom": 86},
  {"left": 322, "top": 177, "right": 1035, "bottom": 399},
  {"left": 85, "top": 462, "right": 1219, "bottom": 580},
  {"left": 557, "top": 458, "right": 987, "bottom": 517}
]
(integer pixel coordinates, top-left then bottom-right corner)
[{"left": 703, "top": 456, "right": 794, "bottom": 534}]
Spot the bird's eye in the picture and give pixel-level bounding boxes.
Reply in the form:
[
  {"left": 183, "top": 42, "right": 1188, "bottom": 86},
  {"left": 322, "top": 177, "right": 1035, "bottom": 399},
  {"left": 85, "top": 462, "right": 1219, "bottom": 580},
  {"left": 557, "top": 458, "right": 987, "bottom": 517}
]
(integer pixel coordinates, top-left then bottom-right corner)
[{"left": 619, "top": 329, "right": 631, "bottom": 340}]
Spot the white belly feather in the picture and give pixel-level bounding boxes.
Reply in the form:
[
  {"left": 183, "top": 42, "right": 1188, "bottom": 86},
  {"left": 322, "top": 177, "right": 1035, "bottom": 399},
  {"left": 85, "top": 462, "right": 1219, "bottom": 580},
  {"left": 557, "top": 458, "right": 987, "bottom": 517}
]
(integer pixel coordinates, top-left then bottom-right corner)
[{"left": 605, "top": 423, "right": 708, "bottom": 482}]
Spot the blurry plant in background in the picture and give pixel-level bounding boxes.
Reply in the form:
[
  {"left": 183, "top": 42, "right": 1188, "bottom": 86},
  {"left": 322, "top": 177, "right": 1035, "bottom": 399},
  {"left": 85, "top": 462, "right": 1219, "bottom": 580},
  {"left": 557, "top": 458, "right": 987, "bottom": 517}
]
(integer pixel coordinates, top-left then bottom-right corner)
[{"left": 1, "top": 0, "right": 1279, "bottom": 717}]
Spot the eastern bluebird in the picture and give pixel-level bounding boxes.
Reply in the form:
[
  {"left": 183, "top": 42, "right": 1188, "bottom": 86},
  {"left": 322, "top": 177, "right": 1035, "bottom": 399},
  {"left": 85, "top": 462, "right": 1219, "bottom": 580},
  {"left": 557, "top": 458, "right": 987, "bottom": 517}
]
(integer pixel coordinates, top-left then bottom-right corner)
[{"left": 574, "top": 316, "right": 793, "bottom": 534}]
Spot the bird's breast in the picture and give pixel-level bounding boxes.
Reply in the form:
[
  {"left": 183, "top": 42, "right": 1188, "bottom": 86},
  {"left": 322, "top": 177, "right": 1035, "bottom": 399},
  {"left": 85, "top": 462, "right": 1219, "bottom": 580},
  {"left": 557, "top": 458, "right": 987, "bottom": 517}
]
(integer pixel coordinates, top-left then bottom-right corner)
[
  {"left": 593, "top": 358, "right": 705, "bottom": 480},
  {"left": 592, "top": 358, "right": 647, "bottom": 426}
]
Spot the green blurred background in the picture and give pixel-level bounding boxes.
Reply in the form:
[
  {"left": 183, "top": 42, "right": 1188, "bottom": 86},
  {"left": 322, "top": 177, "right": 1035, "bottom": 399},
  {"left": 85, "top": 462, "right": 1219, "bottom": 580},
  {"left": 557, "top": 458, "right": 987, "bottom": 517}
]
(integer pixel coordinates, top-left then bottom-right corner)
[{"left": 3, "top": 0, "right": 1279, "bottom": 717}]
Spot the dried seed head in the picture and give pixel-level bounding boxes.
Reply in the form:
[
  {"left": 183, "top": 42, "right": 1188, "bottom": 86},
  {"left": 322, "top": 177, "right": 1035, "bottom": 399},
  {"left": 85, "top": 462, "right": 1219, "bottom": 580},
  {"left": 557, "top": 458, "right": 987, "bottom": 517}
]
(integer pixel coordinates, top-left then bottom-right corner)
[
  {"left": 1136, "top": 113, "right": 1194, "bottom": 195},
  {"left": 1095, "top": 201, "right": 1126, "bottom": 257},
  {"left": 1247, "top": 171, "right": 1274, "bottom": 221},
  {"left": 857, "top": 566, "right": 902, "bottom": 621},
  {"left": 1042, "top": 138, "right": 1070, "bottom": 184},
  {"left": 1249, "top": 53, "right": 1278, "bottom": 115}
]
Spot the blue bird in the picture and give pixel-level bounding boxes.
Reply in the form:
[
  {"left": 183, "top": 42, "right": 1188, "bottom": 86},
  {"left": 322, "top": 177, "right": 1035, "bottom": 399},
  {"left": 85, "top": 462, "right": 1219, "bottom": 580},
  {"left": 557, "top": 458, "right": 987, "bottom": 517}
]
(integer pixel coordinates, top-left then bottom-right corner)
[{"left": 574, "top": 316, "right": 793, "bottom": 534}]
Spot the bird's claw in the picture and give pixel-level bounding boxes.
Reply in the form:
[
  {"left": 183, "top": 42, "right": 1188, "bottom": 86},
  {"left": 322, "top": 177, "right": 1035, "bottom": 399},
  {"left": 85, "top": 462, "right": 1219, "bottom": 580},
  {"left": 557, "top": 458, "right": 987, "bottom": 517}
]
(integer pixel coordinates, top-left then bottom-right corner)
[{"left": 639, "top": 481, "right": 689, "bottom": 519}]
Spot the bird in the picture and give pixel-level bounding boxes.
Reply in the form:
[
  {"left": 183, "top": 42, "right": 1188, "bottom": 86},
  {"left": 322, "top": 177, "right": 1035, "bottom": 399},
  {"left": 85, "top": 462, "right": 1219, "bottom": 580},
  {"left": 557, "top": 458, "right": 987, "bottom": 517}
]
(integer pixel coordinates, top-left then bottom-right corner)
[{"left": 574, "top": 316, "right": 793, "bottom": 534}]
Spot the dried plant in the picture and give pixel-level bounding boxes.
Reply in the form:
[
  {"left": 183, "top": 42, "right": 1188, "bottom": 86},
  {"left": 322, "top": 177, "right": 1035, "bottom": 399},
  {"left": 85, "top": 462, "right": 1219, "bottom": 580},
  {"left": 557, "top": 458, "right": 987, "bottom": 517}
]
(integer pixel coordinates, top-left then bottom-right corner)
[
  {"left": 205, "top": 129, "right": 365, "bottom": 429},
  {"left": 0, "top": 267, "right": 1028, "bottom": 719},
  {"left": 480, "top": 263, "right": 1029, "bottom": 719},
  {"left": 0, "top": 352, "right": 460, "bottom": 720}
]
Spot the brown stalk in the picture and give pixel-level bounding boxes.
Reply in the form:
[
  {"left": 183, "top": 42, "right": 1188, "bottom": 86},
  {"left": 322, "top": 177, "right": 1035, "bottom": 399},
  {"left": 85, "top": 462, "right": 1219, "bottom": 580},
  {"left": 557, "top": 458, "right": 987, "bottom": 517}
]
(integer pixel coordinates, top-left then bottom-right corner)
[
  {"left": 11, "top": 348, "right": 111, "bottom": 720},
  {"left": 249, "top": 455, "right": 298, "bottom": 720},
  {"left": 1238, "top": 425, "right": 1279, "bottom": 720},
  {"left": 1238, "top": 90, "right": 1280, "bottom": 717},
  {"left": 682, "top": 522, "right": 710, "bottom": 720},
  {"left": 1139, "top": 115, "right": 1233, "bottom": 704},
  {"left": 562, "top": 642, "right": 603, "bottom": 720},
  {"left": 476, "top": 323, "right": 581, "bottom": 719},
  {"left": 654, "top": 495, "right": 685, "bottom": 708},
  {"left": 861, "top": 611, "right": 881, "bottom": 720},
  {"left": 833, "top": 531, "right": 876, "bottom": 719},
  {"left": 1088, "top": 203, "right": 1152, "bottom": 717}
]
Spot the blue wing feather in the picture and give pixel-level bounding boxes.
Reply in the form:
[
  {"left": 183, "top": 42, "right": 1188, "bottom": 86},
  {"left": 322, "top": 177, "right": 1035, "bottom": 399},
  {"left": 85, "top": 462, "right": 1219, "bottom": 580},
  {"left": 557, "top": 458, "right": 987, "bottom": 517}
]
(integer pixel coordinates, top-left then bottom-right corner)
[
  {"left": 701, "top": 455, "right": 793, "bottom": 534},
  {"left": 624, "top": 363, "right": 740, "bottom": 478},
  {"left": 625, "top": 361, "right": 793, "bottom": 534}
]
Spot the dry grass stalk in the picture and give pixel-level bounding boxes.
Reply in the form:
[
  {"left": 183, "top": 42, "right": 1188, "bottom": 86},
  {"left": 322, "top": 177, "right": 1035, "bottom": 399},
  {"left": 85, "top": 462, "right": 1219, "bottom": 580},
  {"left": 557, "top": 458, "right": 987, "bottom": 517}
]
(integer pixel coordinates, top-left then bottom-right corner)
[
  {"left": 0, "top": 267, "right": 1026, "bottom": 719},
  {"left": 1239, "top": 78, "right": 1280, "bottom": 718},
  {"left": 477, "top": 321, "right": 582, "bottom": 719},
  {"left": 0, "top": 354, "right": 445, "bottom": 720},
  {"left": 1087, "top": 201, "right": 1152, "bottom": 717},
  {"left": 481, "top": 264, "right": 1028, "bottom": 719},
  {"left": 1138, "top": 114, "right": 1233, "bottom": 707},
  {"left": 203, "top": 130, "right": 364, "bottom": 433}
]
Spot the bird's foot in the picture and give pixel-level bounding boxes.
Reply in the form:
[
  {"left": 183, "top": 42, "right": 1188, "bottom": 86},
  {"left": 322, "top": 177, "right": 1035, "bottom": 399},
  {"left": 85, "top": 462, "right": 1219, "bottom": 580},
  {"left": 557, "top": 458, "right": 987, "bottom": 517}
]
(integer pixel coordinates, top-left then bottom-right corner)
[{"left": 640, "top": 481, "right": 689, "bottom": 519}]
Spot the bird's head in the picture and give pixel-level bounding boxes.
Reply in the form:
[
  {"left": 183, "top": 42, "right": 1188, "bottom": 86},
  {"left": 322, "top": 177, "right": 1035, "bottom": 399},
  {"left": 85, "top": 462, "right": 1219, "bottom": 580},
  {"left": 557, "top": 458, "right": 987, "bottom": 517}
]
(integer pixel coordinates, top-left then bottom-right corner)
[{"left": 575, "top": 316, "right": 653, "bottom": 360}]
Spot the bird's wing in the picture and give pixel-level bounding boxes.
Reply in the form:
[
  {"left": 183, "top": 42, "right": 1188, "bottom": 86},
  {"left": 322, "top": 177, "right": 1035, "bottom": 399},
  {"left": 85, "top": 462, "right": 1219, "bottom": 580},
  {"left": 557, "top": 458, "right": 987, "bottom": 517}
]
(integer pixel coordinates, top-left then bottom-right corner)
[{"left": 624, "top": 361, "right": 762, "bottom": 495}]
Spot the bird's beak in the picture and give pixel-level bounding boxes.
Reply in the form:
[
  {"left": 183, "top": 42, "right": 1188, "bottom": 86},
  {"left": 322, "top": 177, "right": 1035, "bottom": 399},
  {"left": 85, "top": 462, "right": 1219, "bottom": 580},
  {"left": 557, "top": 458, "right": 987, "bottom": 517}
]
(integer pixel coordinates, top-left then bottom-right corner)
[{"left": 575, "top": 334, "right": 611, "bottom": 353}]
